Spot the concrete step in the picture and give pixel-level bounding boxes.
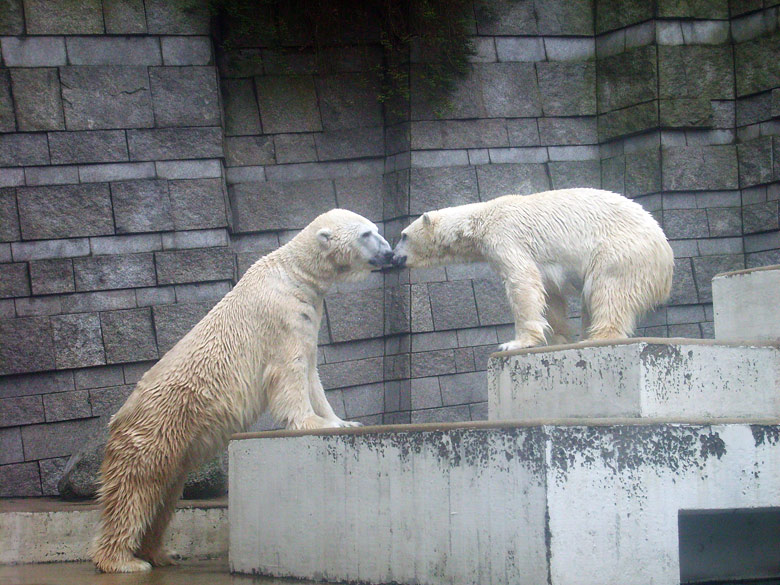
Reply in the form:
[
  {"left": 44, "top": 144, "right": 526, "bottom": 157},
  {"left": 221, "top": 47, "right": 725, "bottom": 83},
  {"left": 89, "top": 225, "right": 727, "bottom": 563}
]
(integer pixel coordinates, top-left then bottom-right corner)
[
  {"left": 487, "top": 338, "right": 780, "bottom": 421},
  {"left": 228, "top": 421, "right": 780, "bottom": 585},
  {"left": 0, "top": 497, "right": 227, "bottom": 564},
  {"left": 713, "top": 264, "right": 780, "bottom": 342}
]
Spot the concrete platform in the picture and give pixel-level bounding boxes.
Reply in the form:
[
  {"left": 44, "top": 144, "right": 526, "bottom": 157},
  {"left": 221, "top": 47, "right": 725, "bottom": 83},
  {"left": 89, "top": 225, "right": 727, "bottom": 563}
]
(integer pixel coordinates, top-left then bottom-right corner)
[
  {"left": 713, "top": 264, "right": 780, "bottom": 342},
  {"left": 487, "top": 338, "right": 780, "bottom": 421},
  {"left": 229, "top": 421, "right": 780, "bottom": 585},
  {"left": 0, "top": 497, "right": 228, "bottom": 565}
]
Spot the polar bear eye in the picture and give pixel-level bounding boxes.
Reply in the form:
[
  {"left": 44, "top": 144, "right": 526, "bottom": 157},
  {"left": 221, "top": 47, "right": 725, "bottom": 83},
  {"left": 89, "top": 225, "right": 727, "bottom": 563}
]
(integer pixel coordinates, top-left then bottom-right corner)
[
  {"left": 401, "top": 233, "right": 408, "bottom": 241},
  {"left": 361, "top": 231, "right": 371, "bottom": 238}
]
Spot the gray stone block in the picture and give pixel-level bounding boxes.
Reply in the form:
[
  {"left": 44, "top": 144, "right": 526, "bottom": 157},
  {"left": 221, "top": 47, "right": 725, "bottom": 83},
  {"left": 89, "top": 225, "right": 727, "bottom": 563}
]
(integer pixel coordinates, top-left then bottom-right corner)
[
  {"left": 43, "top": 389, "right": 91, "bottom": 422},
  {"left": 325, "top": 288, "right": 384, "bottom": 343},
  {"left": 230, "top": 179, "right": 336, "bottom": 232},
  {"left": 274, "top": 134, "right": 317, "bottom": 164},
  {"left": 48, "top": 130, "right": 127, "bottom": 165},
  {"left": 538, "top": 61, "right": 596, "bottom": 116},
  {"left": 505, "top": 119, "right": 540, "bottom": 148},
  {"left": 597, "top": 46, "right": 657, "bottom": 114},
  {"left": 659, "top": 45, "right": 734, "bottom": 101},
  {"left": 74, "top": 365, "right": 124, "bottom": 390},
  {"left": 333, "top": 175, "right": 383, "bottom": 223},
  {"left": 475, "top": 0, "right": 537, "bottom": 35},
  {"left": 410, "top": 64, "right": 485, "bottom": 121},
  {"left": 411, "top": 404, "right": 471, "bottom": 424},
  {"left": 538, "top": 117, "right": 597, "bottom": 146},
  {"left": 473, "top": 278, "right": 513, "bottom": 326},
  {"left": 152, "top": 301, "right": 212, "bottom": 353},
  {"left": 0, "top": 70, "right": 14, "bottom": 133},
  {"left": 66, "top": 36, "right": 161, "bottom": 65},
  {"left": 20, "top": 416, "right": 102, "bottom": 460},
  {"left": 0, "top": 370, "right": 74, "bottom": 399},
  {"left": 319, "top": 356, "right": 384, "bottom": 390},
  {"left": 79, "top": 161, "right": 155, "bottom": 183},
  {"left": 440, "top": 371, "right": 487, "bottom": 406},
  {"left": 11, "top": 238, "right": 91, "bottom": 262},
  {"left": 315, "top": 127, "right": 385, "bottom": 161},
  {"left": 9, "top": 68, "right": 64, "bottom": 131},
  {"left": 743, "top": 201, "right": 779, "bottom": 234},
  {"left": 341, "top": 383, "right": 384, "bottom": 418},
  {"left": 411, "top": 331, "right": 459, "bottom": 353},
  {"left": 51, "top": 312, "right": 105, "bottom": 369},
  {"left": 323, "top": 338, "right": 383, "bottom": 364},
  {"left": 384, "top": 285, "right": 410, "bottom": 336},
  {"left": 30, "top": 258, "right": 76, "bottom": 295},
  {"left": 738, "top": 137, "right": 774, "bottom": 187},
  {"left": 256, "top": 76, "right": 322, "bottom": 134},
  {"left": 174, "top": 282, "right": 230, "bottom": 304},
  {"left": 0, "top": 0, "right": 23, "bottom": 34},
  {"left": 225, "top": 136, "right": 274, "bottom": 167},
  {"left": 155, "top": 247, "right": 234, "bottom": 285},
  {"left": 670, "top": 257, "right": 699, "bottom": 305},
  {"left": 0, "top": 189, "right": 19, "bottom": 242},
  {"left": 549, "top": 161, "right": 602, "bottom": 190},
  {"left": 625, "top": 148, "right": 661, "bottom": 197},
  {"left": 103, "top": 0, "right": 146, "bottom": 33},
  {"left": 61, "top": 290, "right": 136, "bottom": 314},
  {"left": 15, "top": 296, "right": 63, "bottom": 317},
  {"left": 23, "top": 165, "right": 79, "bottom": 186},
  {"left": 693, "top": 254, "right": 745, "bottom": 302},
  {"left": 455, "top": 347, "right": 476, "bottom": 372},
  {"left": 222, "top": 78, "right": 261, "bottom": 137},
  {"left": 39, "top": 456, "right": 68, "bottom": 496},
  {"left": 0, "top": 133, "right": 49, "bottom": 167},
  {"left": 428, "top": 280, "right": 479, "bottom": 331},
  {"left": 495, "top": 37, "right": 545, "bottom": 62},
  {"left": 101, "top": 307, "right": 158, "bottom": 364},
  {"left": 657, "top": 0, "right": 728, "bottom": 18},
  {"left": 24, "top": 0, "right": 102, "bottom": 33},
  {"left": 0, "top": 462, "right": 41, "bottom": 497},
  {"left": 0, "top": 395, "right": 44, "bottom": 427},
  {"left": 162, "top": 229, "right": 228, "bottom": 251},
  {"left": 536, "top": 0, "right": 593, "bottom": 35},
  {"left": 409, "top": 166, "right": 478, "bottom": 215},
  {"left": 595, "top": 0, "right": 652, "bottom": 33},
  {"left": 475, "top": 163, "right": 550, "bottom": 200},
  {"left": 88, "top": 384, "right": 133, "bottom": 416},
  {"left": 0, "top": 36, "right": 66, "bottom": 67},
  {"left": 0, "top": 262, "right": 28, "bottom": 298},
  {"left": 482, "top": 63, "right": 543, "bottom": 118},
  {"left": 663, "top": 209, "right": 709, "bottom": 239},
  {"left": 161, "top": 36, "right": 212, "bottom": 66},
  {"left": 17, "top": 183, "right": 113, "bottom": 239},
  {"left": 735, "top": 32, "right": 780, "bottom": 97},
  {"left": 663, "top": 145, "right": 739, "bottom": 191},
  {"left": 659, "top": 98, "right": 713, "bottom": 128},
  {"left": 90, "top": 233, "right": 161, "bottom": 256},
  {"left": 60, "top": 66, "right": 153, "bottom": 130},
  {"left": 411, "top": 376, "right": 442, "bottom": 410},
  {"left": 73, "top": 253, "right": 154, "bottom": 292},
  {"left": 135, "top": 285, "right": 176, "bottom": 307},
  {"left": 110, "top": 179, "right": 173, "bottom": 234},
  {"left": 707, "top": 207, "right": 742, "bottom": 238},
  {"left": 145, "top": 0, "right": 210, "bottom": 34},
  {"left": 411, "top": 119, "right": 509, "bottom": 150},
  {"left": 149, "top": 66, "right": 220, "bottom": 128},
  {"left": 411, "top": 349, "right": 456, "bottom": 378},
  {"left": 127, "top": 127, "right": 222, "bottom": 161},
  {"left": 316, "top": 73, "right": 382, "bottom": 130},
  {"left": 411, "top": 283, "right": 433, "bottom": 333},
  {"left": 155, "top": 159, "right": 221, "bottom": 180},
  {"left": 736, "top": 92, "right": 771, "bottom": 127},
  {"left": 544, "top": 37, "right": 595, "bottom": 62},
  {"left": 169, "top": 178, "right": 228, "bottom": 231},
  {"left": 0, "top": 427, "right": 23, "bottom": 465}
]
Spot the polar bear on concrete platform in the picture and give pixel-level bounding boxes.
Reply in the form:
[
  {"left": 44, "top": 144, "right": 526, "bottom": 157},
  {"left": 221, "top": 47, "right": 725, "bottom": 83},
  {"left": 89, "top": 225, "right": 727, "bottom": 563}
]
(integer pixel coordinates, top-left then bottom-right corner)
[
  {"left": 393, "top": 188, "right": 674, "bottom": 352},
  {"left": 92, "top": 209, "right": 394, "bottom": 573}
]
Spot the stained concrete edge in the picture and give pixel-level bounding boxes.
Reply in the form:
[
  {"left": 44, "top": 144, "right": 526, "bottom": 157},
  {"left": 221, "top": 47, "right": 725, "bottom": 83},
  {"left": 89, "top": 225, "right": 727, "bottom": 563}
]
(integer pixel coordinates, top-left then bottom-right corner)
[{"left": 713, "top": 263, "right": 780, "bottom": 279}]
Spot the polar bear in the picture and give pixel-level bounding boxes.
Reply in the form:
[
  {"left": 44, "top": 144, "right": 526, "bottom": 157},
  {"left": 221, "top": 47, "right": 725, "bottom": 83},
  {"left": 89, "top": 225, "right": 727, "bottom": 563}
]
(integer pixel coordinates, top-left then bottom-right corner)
[
  {"left": 393, "top": 188, "right": 674, "bottom": 351},
  {"left": 92, "top": 209, "right": 394, "bottom": 573}
]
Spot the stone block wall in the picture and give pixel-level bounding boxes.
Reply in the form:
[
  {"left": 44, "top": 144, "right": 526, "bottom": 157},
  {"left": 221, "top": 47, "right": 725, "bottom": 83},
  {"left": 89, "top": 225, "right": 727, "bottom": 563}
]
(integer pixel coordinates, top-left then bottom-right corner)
[
  {"left": 1, "top": 0, "right": 779, "bottom": 496},
  {"left": 0, "top": 0, "right": 230, "bottom": 496}
]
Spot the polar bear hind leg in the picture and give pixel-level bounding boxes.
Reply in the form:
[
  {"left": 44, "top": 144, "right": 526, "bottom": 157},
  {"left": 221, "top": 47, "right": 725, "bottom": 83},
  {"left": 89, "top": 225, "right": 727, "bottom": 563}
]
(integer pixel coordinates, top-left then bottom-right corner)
[
  {"left": 544, "top": 290, "right": 571, "bottom": 345},
  {"left": 583, "top": 274, "right": 641, "bottom": 340}
]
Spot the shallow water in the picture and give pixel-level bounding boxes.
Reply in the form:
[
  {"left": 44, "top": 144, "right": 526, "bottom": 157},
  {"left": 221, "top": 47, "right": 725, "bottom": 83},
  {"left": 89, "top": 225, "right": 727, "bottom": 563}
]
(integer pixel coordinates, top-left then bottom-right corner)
[{"left": 0, "top": 558, "right": 321, "bottom": 585}]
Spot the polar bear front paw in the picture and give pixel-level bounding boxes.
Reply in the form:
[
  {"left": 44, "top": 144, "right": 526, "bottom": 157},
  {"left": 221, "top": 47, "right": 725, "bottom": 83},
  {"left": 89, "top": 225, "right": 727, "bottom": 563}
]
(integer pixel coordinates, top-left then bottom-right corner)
[
  {"left": 498, "top": 338, "right": 542, "bottom": 352},
  {"left": 336, "top": 419, "right": 363, "bottom": 428}
]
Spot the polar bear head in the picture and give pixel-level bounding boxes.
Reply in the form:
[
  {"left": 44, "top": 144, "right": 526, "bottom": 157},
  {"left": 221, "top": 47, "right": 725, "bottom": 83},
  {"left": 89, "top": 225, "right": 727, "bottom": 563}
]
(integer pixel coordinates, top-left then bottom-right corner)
[
  {"left": 309, "top": 209, "right": 394, "bottom": 277},
  {"left": 392, "top": 206, "right": 481, "bottom": 269}
]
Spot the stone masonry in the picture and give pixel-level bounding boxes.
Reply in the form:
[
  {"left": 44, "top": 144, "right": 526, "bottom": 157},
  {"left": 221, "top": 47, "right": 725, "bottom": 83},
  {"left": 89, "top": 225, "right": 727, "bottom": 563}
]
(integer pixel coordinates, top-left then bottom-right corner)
[{"left": 2, "top": 0, "right": 780, "bottom": 496}]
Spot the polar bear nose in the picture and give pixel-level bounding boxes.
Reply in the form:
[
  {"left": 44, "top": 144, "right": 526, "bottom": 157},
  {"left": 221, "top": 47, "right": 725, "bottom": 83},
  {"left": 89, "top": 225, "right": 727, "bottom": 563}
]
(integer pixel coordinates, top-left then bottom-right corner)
[
  {"left": 383, "top": 251, "right": 395, "bottom": 264},
  {"left": 392, "top": 254, "right": 407, "bottom": 268}
]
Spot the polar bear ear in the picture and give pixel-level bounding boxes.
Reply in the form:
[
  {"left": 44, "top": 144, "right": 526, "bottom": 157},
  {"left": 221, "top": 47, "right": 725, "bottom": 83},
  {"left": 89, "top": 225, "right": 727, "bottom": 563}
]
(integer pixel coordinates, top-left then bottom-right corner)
[
  {"left": 422, "top": 212, "right": 432, "bottom": 226},
  {"left": 316, "top": 227, "right": 332, "bottom": 250}
]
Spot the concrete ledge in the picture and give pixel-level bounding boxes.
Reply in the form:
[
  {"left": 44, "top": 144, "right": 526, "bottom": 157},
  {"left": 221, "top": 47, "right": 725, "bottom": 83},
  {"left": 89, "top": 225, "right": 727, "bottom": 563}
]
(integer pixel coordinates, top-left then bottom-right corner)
[
  {"left": 229, "top": 422, "right": 780, "bottom": 585},
  {"left": 0, "top": 497, "right": 227, "bottom": 565},
  {"left": 713, "top": 264, "right": 780, "bottom": 342},
  {"left": 487, "top": 338, "right": 780, "bottom": 421}
]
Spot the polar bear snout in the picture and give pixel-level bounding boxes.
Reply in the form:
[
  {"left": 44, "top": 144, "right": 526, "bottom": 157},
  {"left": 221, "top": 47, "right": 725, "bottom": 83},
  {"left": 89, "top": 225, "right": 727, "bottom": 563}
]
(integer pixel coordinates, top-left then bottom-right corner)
[
  {"left": 391, "top": 253, "right": 407, "bottom": 268},
  {"left": 369, "top": 250, "right": 396, "bottom": 267}
]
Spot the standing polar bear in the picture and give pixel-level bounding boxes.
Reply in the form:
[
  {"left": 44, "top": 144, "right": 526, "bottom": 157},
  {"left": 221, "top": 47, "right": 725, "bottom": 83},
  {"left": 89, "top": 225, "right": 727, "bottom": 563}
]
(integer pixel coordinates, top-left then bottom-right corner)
[
  {"left": 393, "top": 188, "right": 674, "bottom": 351},
  {"left": 92, "top": 209, "right": 394, "bottom": 573}
]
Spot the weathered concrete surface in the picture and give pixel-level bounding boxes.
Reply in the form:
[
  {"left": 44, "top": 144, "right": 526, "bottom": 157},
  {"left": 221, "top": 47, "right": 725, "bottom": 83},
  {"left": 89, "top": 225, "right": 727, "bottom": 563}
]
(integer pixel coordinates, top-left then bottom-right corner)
[
  {"left": 488, "top": 338, "right": 780, "bottom": 421},
  {"left": 229, "top": 421, "right": 780, "bottom": 585},
  {"left": 0, "top": 498, "right": 227, "bottom": 564},
  {"left": 713, "top": 265, "right": 780, "bottom": 342}
]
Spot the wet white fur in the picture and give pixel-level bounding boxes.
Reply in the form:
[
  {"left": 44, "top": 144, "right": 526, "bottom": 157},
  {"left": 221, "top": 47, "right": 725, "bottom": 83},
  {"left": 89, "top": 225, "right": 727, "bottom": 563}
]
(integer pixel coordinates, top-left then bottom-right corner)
[
  {"left": 92, "top": 209, "right": 392, "bottom": 573},
  {"left": 394, "top": 188, "right": 674, "bottom": 351}
]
